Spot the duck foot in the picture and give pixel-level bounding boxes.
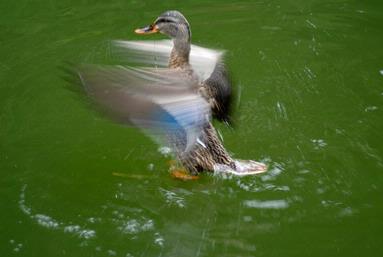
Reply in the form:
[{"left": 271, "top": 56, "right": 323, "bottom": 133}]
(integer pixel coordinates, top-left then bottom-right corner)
[
  {"left": 170, "top": 169, "right": 199, "bottom": 180},
  {"left": 167, "top": 159, "right": 199, "bottom": 180}
]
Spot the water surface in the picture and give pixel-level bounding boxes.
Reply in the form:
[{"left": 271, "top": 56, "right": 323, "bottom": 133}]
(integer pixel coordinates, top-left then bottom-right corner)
[{"left": 1, "top": 0, "right": 383, "bottom": 256}]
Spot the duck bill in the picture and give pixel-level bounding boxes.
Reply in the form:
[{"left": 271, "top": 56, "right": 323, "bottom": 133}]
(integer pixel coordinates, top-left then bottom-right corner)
[{"left": 134, "top": 24, "right": 158, "bottom": 34}]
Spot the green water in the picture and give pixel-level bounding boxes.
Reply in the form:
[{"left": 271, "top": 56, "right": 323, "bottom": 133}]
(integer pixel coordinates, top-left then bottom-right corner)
[{"left": 1, "top": 0, "right": 383, "bottom": 256}]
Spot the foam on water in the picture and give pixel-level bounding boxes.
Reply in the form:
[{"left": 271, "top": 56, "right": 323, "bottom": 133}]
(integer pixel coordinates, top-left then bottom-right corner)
[
  {"left": 154, "top": 232, "right": 165, "bottom": 247},
  {"left": 243, "top": 199, "right": 289, "bottom": 209},
  {"left": 365, "top": 106, "right": 378, "bottom": 112},
  {"left": 19, "top": 185, "right": 96, "bottom": 240},
  {"left": 157, "top": 146, "right": 172, "bottom": 156},
  {"left": 34, "top": 214, "right": 60, "bottom": 229},
  {"left": 9, "top": 240, "right": 23, "bottom": 252},
  {"left": 117, "top": 218, "right": 154, "bottom": 234},
  {"left": 311, "top": 139, "right": 328, "bottom": 150},
  {"left": 159, "top": 188, "right": 186, "bottom": 208},
  {"left": 18, "top": 184, "right": 167, "bottom": 252}
]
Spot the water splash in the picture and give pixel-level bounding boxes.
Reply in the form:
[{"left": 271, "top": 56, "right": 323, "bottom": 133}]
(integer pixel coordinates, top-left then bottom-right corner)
[
  {"left": 159, "top": 188, "right": 186, "bottom": 208},
  {"left": 365, "top": 106, "right": 378, "bottom": 112},
  {"left": 9, "top": 240, "right": 23, "bottom": 253},
  {"left": 158, "top": 146, "right": 172, "bottom": 156},
  {"left": 117, "top": 218, "right": 154, "bottom": 234},
  {"left": 311, "top": 139, "right": 327, "bottom": 150},
  {"left": 306, "top": 19, "right": 317, "bottom": 29},
  {"left": 107, "top": 249, "right": 117, "bottom": 256},
  {"left": 19, "top": 185, "right": 96, "bottom": 240},
  {"left": 243, "top": 199, "right": 289, "bottom": 209},
  {"left": 154, "top": 232, "right": 165, "bottom": 247},
  {"left": 34, "top": 214, "right": 60, "bottom": 229}
]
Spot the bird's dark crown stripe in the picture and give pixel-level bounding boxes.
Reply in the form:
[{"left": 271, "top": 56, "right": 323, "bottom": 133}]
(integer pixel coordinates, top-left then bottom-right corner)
[{"left": 155, "top": 17, "right": 176, "bottom": 24}]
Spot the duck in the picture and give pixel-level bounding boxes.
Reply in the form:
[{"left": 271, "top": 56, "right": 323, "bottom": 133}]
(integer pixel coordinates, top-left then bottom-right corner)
[{"left": 75, "top": 10, "right": 266, "bottom": 176}]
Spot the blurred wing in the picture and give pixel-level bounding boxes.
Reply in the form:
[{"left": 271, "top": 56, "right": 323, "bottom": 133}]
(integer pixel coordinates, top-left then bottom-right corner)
[
  {"left": 113, "top": 40, "right": 224, "bottom": 81},
  {"left": 75, "top": 65, "right": 210, "bottom": 153},
  {"left": 203, "top": 62, "right": 233, "bottom": 123},
  {"left": 112, "top": 40, "right": 172, "bottom": 68},
  {"left": 190, "top": 43, "right": 224, "bottom": 82}
]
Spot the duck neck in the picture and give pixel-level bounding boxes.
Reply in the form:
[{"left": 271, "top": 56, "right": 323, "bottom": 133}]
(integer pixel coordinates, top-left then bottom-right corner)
[{"left": 169, "top": 37, "right": 191, "bottom": 69}]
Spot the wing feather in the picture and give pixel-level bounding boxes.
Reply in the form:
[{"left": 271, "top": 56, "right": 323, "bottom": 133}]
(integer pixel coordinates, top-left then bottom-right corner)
[
  {"left": 113, "top": 40, "right": 224, "bottom": 81},
  {"left": 76, "top": 65, "right": 210, "bottom": 153},
  {"left": 113, "top": 40, "right": 233, "bottom": 123}
]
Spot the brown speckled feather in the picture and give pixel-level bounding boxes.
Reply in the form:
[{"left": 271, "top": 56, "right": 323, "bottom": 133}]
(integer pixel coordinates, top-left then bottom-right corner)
[{"left": 180, "top": 123, "right": 235, "bottom": 174}]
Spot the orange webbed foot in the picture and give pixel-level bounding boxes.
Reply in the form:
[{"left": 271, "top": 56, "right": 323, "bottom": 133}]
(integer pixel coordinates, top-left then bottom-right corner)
[
  {"left": 167, "top": 160, "right": 199, "bottom": 180},
  {"left": 170, "top": 169, "right": 199, "bottom": 181}
]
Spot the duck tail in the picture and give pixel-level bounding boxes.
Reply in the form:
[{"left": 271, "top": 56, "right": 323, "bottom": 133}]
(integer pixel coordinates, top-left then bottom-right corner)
[{"left": 214, "top": 159, "right": 267, "bottom": 176}]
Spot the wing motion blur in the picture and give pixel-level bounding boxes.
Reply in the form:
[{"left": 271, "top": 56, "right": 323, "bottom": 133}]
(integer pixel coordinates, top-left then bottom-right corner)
[
  {"left": 113, "top": 40, "right": 234, "bottom": 123},
  {"left": 76, "top": 65, "right": 211, "bottom": 153},
  {"left": 113, "top": 39, "right": 224, "bottom": 82}
]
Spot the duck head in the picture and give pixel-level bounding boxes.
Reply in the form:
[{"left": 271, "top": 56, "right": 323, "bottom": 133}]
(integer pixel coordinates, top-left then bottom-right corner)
[{"left": 135, "top": 10, "right": 191, "bottom": 41}]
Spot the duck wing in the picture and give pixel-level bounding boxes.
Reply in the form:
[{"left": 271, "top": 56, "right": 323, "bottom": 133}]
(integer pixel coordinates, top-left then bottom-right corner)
[
  {"left": 73, "top": 65, "right": 211, "bottom": 154},
  {"left": 113, "top": 39, "right": 223, "bottom": 81},
  {"left": 113, "top": 40, "right": 233, "bottom": 123},
  {"left": 112, "top": 40, "right": 172, "bottom": 68},
  {"left": 201, "top": 62, "right": 232, "bottom": 123}
]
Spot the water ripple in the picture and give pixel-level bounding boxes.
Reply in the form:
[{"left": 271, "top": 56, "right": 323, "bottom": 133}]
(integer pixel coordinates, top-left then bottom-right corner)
[
  {"left": 159, "top": 188, "right": 186, "bottom": 208},
  {"left": 243, "top": 199, "right": 289, "bottom": 209},
  {"left": 19, "top": 185, "right": 96, "bottom": 240}
]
